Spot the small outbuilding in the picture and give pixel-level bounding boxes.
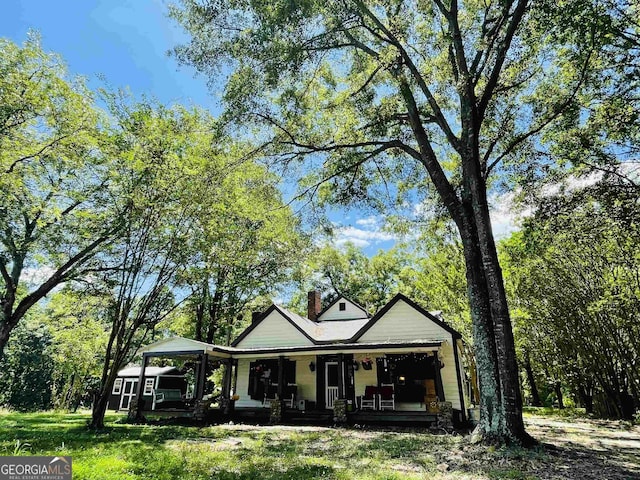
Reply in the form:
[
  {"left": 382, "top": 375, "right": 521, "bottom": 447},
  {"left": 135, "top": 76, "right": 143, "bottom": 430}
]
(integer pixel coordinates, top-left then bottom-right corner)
[{"left": 109, "top": 366, "right": 188, "bottom": 411}]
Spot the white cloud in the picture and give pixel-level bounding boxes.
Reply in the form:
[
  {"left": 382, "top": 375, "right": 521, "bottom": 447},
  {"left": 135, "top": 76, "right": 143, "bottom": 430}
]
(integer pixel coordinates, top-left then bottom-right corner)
[
  {"left": 21, "top": 266, "right": 56, "bottom": 286},
  {"left": 489, "top": 191, "right": 533, "bottom": 239},
  {"left": 334, "top": 224, "right": 397, "bottom": 249},
  {"left": 355, "top": 216, "right": 380, "bottom": 227}
]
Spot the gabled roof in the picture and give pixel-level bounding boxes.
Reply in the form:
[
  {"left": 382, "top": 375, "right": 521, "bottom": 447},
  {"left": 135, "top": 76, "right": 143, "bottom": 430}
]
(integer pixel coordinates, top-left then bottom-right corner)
[
  {"left": 232, "top": 304, "right": 370, "bottom": 346},
  {"left": 349, "top": 293, "right": 462, "bottom": 341},
  {"left": 231, "top": 304, "right": 317, "bottom": 347},
  {"left": 231, "top": 293, "right": 461, "bottom": 347},
  {"left": 316, "top": 295, "right": 371, "bottom": 320}
]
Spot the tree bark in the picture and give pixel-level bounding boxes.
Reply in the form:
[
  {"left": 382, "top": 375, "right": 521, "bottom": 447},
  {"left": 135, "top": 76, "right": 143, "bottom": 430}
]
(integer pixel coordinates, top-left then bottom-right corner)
[
  {"left": 458, "top": 215, "right": 505, "bottom": 439},
  {"left": 524, "top": 352, "right": 542, "bottom": 407},
  {"left": 554, "top": 381, "right": 565, "bottom": 409},
  {"left": 578, "top": 383, "right": 593, "bottom": 414}
]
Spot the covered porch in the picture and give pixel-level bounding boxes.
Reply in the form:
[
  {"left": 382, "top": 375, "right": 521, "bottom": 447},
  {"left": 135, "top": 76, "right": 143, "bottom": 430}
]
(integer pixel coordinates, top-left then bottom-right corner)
[
  {"left": 131, "top": 337, "right": 237, "bottom": 421},
  {"left": 127, "top": 337, "right": 463, "bottom": 426},
  {"left": 231, "top": 341, "right": 458, "bottom": 425}
]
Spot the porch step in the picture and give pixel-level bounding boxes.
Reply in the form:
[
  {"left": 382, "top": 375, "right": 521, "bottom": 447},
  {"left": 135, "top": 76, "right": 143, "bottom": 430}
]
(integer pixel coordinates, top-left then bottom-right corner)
[
  {"left": 284, "top": 409, "right": 333, "bottom": 424},
  {"left": 349, "top": 411, "right": 437, "bottom": 425}
]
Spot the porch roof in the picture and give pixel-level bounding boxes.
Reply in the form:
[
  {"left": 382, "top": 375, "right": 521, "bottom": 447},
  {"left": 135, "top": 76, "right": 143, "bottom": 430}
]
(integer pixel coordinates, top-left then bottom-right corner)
[
  {"left": 137, "top": 336, "right": 445, "bottom": 359},
  {"left": 224, "top": 339, "right": 445, "bottom": 358},
  {"left": 137, "top": 336, "right": 232, "bottom": 358}
]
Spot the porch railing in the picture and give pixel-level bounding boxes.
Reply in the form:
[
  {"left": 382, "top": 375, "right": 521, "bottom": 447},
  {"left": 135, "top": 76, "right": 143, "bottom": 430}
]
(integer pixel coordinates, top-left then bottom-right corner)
[{"left": 326, "top": 386, "right": 339, "bottom": 409}]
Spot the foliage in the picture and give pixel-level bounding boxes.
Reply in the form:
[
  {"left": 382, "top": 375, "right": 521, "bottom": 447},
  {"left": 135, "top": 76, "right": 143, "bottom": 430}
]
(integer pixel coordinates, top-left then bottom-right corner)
[
  {"left": 289, "top": 243, "right": 410, "bottom": 314},
  {"left": 44, "top": 288, "right": 111, "bottom": 410},
  {"left": 0, "top": 35, "right": 123, "bottom": 358},
  {"left": 0, "top": 316, "right": 54, "bottom": 411},
  {"left": 88, "top": 99, "right": 212, "bottom": 428},
  {"left": 168, "top": 0, "right": 606, "bottom": 442},
  {"left": 501, "top": 179, "right": 640, "bottom": 419},
  {"left": 176, "top": 140, "right": 308, "bottom": 345}
]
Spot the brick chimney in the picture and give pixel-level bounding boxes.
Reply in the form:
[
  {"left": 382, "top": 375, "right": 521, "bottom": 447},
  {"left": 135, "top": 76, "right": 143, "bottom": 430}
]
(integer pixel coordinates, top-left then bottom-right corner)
[{"left": 307, "top": 290, "right": 321, "bottom": 322}]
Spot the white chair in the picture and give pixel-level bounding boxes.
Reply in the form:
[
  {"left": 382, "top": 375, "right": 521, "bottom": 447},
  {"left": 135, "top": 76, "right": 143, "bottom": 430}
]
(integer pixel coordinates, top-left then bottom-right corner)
[{"left": 359, "top": 385, "right": 378, "bottom": 410}]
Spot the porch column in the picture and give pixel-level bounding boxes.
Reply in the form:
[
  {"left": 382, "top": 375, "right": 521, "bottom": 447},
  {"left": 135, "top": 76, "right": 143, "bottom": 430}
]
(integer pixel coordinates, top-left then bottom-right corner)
[
  {"left": 277, "top": 356, "right": 284, "bottom": 399},
  {"left": 433, "top": 352, "right": 445, "bottom": 400},
  {"left": 232, "top": 359, "right": 238, "bottom": 395},
  {"left": 337, "top": 353, "right": 345, "bottom": 399},
  {"left": 134, "top": 353, "right": 149, "bottom": 419},
  {"left": 222, "top": 359, "right": 233, "bottom": 399},
  {"left": 196, "top": 353, "right": 208, "bottom": 400}
]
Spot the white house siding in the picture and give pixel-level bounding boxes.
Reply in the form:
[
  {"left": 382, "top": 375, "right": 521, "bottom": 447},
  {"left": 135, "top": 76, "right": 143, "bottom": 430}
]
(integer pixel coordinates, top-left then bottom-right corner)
[
  {"left": 357, "top": 299, "right": 450, "bottom": 343},
  {"left": 293, "top": 355, "right": 316, "bottom": 404},
  {"left": 353, "top": 353, "right": 378, "bottom": 398},
  {"left": 235, "top": 310, "right": 314, "bottom": 348},
  {"left": 438, "top": 340, "right": 462, "bottom": 410},
  {"left": 456, "top": 338, "right": 469, "bottom": 408},
  {"left": 319, "top": 298, "right": 368, "bottom": 321}
]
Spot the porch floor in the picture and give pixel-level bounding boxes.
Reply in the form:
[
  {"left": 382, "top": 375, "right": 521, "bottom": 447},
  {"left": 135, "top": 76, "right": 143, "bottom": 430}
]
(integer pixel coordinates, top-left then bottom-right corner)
[{"left": 231, "top": 408, "right": 438, "bottom": 426}]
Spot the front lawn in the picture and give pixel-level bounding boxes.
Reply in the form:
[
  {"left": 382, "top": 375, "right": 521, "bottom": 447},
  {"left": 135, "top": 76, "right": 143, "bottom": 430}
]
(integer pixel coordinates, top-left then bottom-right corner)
[{"left": 0, "top": 410, "right": 637, "bottom": 479}]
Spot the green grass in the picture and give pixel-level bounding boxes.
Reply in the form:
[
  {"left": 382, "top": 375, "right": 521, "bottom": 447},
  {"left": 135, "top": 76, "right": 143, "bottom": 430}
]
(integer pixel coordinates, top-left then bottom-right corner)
[
  {"left": 0, "top": 410, "right": 593, "bottom": 480},
  {"left": 522, "top": 406, "right": 588, "bottom": 420}
]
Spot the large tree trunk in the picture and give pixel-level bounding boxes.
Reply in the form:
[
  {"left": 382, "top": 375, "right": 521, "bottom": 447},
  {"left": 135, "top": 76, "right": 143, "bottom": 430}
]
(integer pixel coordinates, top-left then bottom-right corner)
[{"left": 458, "top": 215, "right": 505, "bottom": 439}]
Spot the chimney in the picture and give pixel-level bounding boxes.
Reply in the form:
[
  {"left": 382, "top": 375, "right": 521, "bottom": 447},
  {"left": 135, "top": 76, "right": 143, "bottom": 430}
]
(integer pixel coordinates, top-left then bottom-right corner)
[
  {"left": 307, "top": 290, "right": 321, "bottom": 322},
  {"left": 251, "top": 311, "right": 262, "bottom": 324}
]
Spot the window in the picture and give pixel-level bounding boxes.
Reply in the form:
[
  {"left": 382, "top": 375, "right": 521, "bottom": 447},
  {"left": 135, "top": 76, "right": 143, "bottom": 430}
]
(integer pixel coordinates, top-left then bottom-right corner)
[
  {"left": 339, "top": 302, "right": 346, "bottom": 311},
  {"left": 112, "top": 378, "right": 123, "bottom": 395},
  {"left": 143, "top": 378, "right": 155, "bottom": 395},
  {"left": 248, "top": 359, "right": 297, "bottom": 400}
]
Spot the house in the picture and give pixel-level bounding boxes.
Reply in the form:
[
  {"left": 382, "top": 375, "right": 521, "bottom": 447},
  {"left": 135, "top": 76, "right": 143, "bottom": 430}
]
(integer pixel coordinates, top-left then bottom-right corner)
[
  {"left": 133, "top": 292, "right": 469, "bottom": 425},
  {"left": 109, "top": 366, "right": 187, "bottom": 411}
]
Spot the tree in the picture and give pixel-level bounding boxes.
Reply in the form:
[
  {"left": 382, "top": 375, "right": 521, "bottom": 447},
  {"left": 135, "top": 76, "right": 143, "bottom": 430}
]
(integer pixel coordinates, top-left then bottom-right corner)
[
  {"left": 0, "top": 313, "right": 54, "bottom": 411},
  {"left": 89, "top": 101, "right": 204, "bottom": 429},
  {"left": 290, "top": 243, "right": 409, "bottom": 314},
  {"left": 169, "top": 0, "right": 601, "bottom": 442},
  {"left": 0, "top": 35, "right": 121, "bottom": 359},
  {"left": 501, "top": 180, "right": 640, "bottom": 418},
  {"left": 180, "top": 145, "right": 307, "bottom": 345},
  {"left": 44, "top": 287, "right": 110, "bottom": 411}
]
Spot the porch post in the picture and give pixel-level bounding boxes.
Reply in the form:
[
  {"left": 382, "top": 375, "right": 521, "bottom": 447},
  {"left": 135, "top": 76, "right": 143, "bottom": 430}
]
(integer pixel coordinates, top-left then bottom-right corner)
[
  {"left": 196, "top": 353, "right": 208, "bottom": 400},
  {"left": 232, "top": 359, "right": 238, "bottom": 395},
  {"left": 134, "top": 353, "right": 149, "bottom": 419},
  {"left": 277, "top": 356, "right": 284, "bottom": 399},
  {"left": 337, "top": 353, "right": 345, "bottom": 399},
  {"left": 433, "top": 352, "right": 445, "bottom": 400},
  {"left": 222, "top": 359, "right": 233, "bottom": 398}
]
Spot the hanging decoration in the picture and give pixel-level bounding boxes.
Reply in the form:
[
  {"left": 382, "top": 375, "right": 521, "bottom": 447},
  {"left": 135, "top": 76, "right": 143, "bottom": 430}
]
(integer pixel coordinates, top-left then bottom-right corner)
[
  {"left": 308, "top": 361, "right": 316, "bottom": 372},
  {"left": 361, "top": 358, "right": 373, "bottom": 370}
]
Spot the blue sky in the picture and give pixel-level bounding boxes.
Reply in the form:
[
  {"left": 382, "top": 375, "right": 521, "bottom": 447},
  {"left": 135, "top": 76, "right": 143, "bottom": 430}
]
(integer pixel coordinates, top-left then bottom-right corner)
[
  {"left": 2, "top": 1, "right": 520, "bottom": 255},
  {"left": 1, "top": 0, "right": 217, "bottom": 111}
]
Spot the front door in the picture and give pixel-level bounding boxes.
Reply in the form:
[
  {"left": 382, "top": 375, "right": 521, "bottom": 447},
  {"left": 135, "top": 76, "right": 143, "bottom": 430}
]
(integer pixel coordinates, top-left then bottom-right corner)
[
  {"left": 325, "top": 362, "right": 339, "bottom": 409},
  {"left": 119, "top": 379, "right": 138, "bottom": 411}
]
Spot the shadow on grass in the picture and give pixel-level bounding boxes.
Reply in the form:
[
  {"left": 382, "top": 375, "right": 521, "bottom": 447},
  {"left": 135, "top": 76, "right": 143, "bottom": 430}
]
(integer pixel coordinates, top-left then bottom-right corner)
[{"left": 2, "top": 411, "right": 638, "bottom": 480}]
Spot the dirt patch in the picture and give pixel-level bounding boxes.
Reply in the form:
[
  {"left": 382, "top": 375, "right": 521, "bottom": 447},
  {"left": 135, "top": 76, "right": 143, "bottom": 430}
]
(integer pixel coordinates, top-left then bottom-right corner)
[{"left": 524, "top": 416, "right": 640, "bottom": 479}]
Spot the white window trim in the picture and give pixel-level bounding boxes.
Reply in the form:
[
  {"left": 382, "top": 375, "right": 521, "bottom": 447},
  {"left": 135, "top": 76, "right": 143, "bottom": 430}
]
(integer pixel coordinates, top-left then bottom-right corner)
[
  {"left": 113, "top": 378, "right": 123, "bottom": 395},
  {"left": 143, "top": 378, "right": 155, "bottom": 396}
]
